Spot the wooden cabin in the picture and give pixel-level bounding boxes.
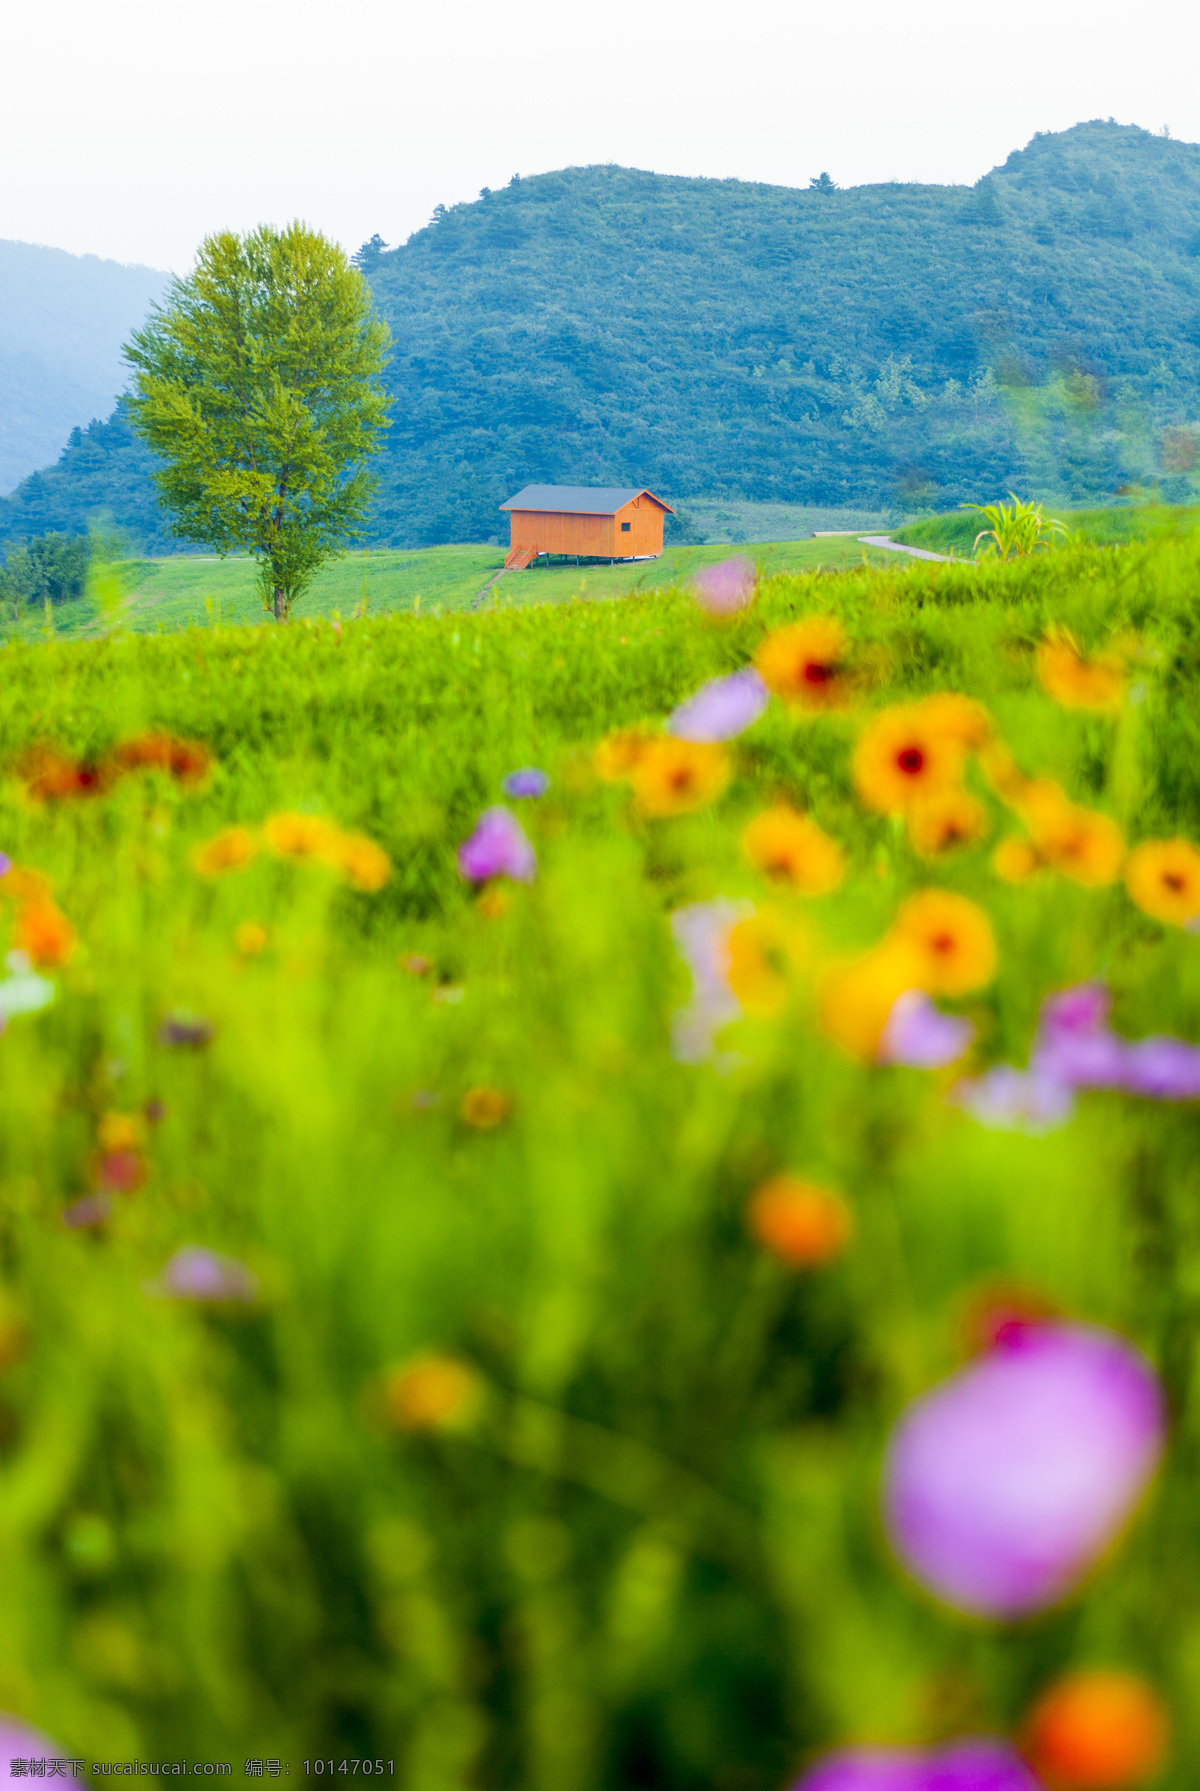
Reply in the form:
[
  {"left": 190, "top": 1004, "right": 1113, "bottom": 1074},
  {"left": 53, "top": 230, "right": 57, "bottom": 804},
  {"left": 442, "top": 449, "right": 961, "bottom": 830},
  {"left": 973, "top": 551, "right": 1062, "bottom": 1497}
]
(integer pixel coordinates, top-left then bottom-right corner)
[{"left": 500, "top": 485, "right": 675, "bottom": 569}]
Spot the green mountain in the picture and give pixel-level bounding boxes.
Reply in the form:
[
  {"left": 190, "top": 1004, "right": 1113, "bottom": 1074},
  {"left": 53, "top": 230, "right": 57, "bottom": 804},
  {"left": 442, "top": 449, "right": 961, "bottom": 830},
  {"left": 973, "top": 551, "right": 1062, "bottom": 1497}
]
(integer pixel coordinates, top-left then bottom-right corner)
[
  {"left": 3, "top": 119, "right": 1200, "bottom": 550},
  {"left": 0, "top": 240, "right": 167, "bottom": 495}
]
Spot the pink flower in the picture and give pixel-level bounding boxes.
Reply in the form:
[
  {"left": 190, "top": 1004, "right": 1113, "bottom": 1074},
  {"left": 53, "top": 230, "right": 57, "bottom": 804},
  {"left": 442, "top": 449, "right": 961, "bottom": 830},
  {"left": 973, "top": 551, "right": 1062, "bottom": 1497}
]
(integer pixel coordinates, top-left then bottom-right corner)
[
  {"left": 151, "top": 1247, "right": 259, "bottom": 1303},
  {"left": 666, "top": 669, "right": 769, "bottom": 741},
  {"left": 878, "top": 991, "right": 975, "bottom": 1068},
  {"left": 793, "top": 1740, "right": 1039, "bottom": 1791},
  {"left": 882, "top": 1322, "right": 1166, "bottom": 1618},
  {"left": 692, "top": 555, "right": 756, "bottom": 616},
  {"left": 456, "top": 807, "right": 536, "bottom": 883}
]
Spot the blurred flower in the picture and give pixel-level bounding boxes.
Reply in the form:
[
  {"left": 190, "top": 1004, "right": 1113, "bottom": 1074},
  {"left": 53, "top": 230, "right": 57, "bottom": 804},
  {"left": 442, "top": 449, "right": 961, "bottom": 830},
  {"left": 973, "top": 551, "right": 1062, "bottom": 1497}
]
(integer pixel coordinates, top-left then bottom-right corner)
[
  {"left": 754, "top": 616, "right": 849, "bottom": 711},
  {"left": 692, "top": 554, "right": 756, "bottom": 616},
  {"left": 1038, "top": 628, "right": 1125, "bottom": 712},
  {"left": 593, "top": 727, "right": 653, "bottom": 781},
  {"left": 993, "top": 837, "right": 1041, "bottom": 883},
  {"left": 62, "top": 1194, "right": 113, "bottom": 1229},
  {"left": 1031, "top": 984, "right": 1126, "bottom": 1089},
  {"left": 919, "top": 693, "right": 994, "bottom": 751},
  {"left": 1119, "top": 1037, "right": 1200, "bottom": 1100},
  {"left": 152, "top": 1246, "right": 258, "bottom": 1302},
  {"left": 878, "top": 990, "right": 975, "bottom": 1068},
  {"left": 191, "top": 825, "right": 259, "bottom": 876},
  {"left": 329, "top": 831, "right": 391, "bottom": 891},
  {"left": 891, "top": 891, "right": 997, "bottom": 997},
  {"left": 670, "top": 898, "right": 752, "bottom": 1062},
  {"left": 727, "top": 907, "right": 809, "bottom": 1016},
  {"left": 0, "top": 854, "right": 12, "bottom": 878},
  {"left": 158, "top": 1013, "right": 215, "bottom": 1048},
  {"left": 742, "top": 805, "right": 844, "bottom": 894},
  {"left": 97, "top": 1149, "right": 147, "bottom": 1194},
  {"left": 383, "top": 1354, "right": 482, "bottom": 1431},
  {"left": 144, "top": 1098, "right": 167, "bottom": 1125},
  {"left": 979, "top": 742, "right": 1035, "bottom": 806},
  {"left": 97, "top": 1112, "right": 143, "bottom": 1153},
  {"left": 1022, "top": 788, "right": 1125, "bottom": 888},
  {"left": 854, "top": 706, "right": 966, "bottom": 815},
  {"left": 0, "top": 952, "right": 55, "bottom": 1018},
  {"left": 794, "top": 1739, "right": 1040, "bottom": 1790},
  {"left": 818, "top": 939, "right": 927, "bottom": 1063},
  {"left": 630, "top": 739, "right": 731, "bottom": 817},
  {"left": 20, "top": 746, "right": 112, "bottom": 801},
  {"left": 263, "top": 811, "right": 342, "bottom": 864},
  {"left": 460, "top": 1086, "right": 511, "bottom": 1129},
  {"left": 0, "top": 1716, "right": 62, "bottom": 1764},
  {"left": 13, "top": 901, "right": 76, "bottom": 968},
  {"left": 432, "top": 983, "right": 464, "bottom": 1005},
  {"left": 951, "top": 1064, "right": 1076, "bottom": 1134},
  {"left": 1124, "top": 839, "right": 1200, "bottom": 926},
  {"left": 882, "top": 1321, "right": 1166, "bottom": 1618},
  {"left": 456, "top": 807, "right": 537, "bottom": 883},
  {"left": 476, "top": 886, "right": 509, "bottom": 919},
  {"left": 235, "top": 921, "right": 269, "bottom": 956},
  {"left": 666, "top": 668, "right": 770, "bottom": 741},
  {"left": 1022, "top": 1672, "right": 1169, "bottom": 1789},
  {"left": 748, "top": 1174, "right": 852, "bottom": 1267},
  {"left": 399, "top": 953, "right": 432, "bottom": 975},
  {"left": 114, "top": 731, "right": 213, "bottom": 784},
  {"left": 502, "top": 767, "right": 551, "bottom": 798},
  {"left": 907, "top": 787, "right": 989, "bottom": 857}
]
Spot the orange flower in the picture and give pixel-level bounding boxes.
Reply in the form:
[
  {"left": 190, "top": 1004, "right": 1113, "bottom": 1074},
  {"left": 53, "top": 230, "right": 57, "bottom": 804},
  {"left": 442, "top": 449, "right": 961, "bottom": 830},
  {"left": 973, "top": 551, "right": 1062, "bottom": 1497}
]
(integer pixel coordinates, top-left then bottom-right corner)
[
  {"left": 906, "top": 787, "right": 988, "bottom": 857},
  {"left": 919, "top": 693, "right": 994, "bottom": 750},
  {"left": 14, "top": 902, "right": 76, "bottom": 968},
  {"left": 329, "top": 831, "right": 391, "bottom": 892},
  {"left": 383, "top": 1355, "right": 482, "bottom": 1432},
  {"left": 754, "top": 616, "right": 850, "bottom": 711},
  {"left": 593, "top": 727, "right": 653, "bottom": 782},
  {"left": 818, "top": 937, "right": 927, "bottom": 1062},
  {"left": 993, "top": 837, "right": 1042, "bottom": 883},
  {"left": 727, "top": 908, "right": 809, "bottom": 1016},
  {"left": 235, "top": 921, "right": 269, "bottom": 956},
  {"left": 1023, "top": 1671, "right": 1169, "bottom": 1789},
  {"left": 114, "top": 732, "right": 212, "bottom": 784},
  {"left": 0, "top": 867, "right": 53, "bottom": 906},
  {"left": 97, "top": 1111, "right": 144, "bottom": 1153},
  {"left": 191, "top": 826, "right": 259, "bottom": 877},
  {"left": 1038, "top": 628, "right": 1125, "bottom": 712},
  {"left": 630, "top": 739, "right": 731, "bottom": 817},
  {"left": 460, "top": 1086, "right": 511, "bottom": 1129},
  {"left": 978, "top": 740, "right": 1034, "bottom": 806},
  {"left": 1125, "top": 839, "right": 1200, "bottom": 926},
  {"left": 890, "top": 889, "right": 997, "bottom": 996},
  {"left": 263, "top": 812, "right": 342, "bottom": 864},
  {"left": 853, "top": 705, "right": 966, "bottom": 815},
  {"left": 742, "top": 805, "right": 844, "bottom": 894},
  {"left": 476, "top": 887, "right": 509, "bottom": 919},
  {"left": 748, "top": 1174, "right": 853, "bottom": 1267},
  {"left": 20, "top": 748, "right": 111, "bottom": 801},
  {"left": 1022, "top": 787, "right": 1125, "bottom": 887}
]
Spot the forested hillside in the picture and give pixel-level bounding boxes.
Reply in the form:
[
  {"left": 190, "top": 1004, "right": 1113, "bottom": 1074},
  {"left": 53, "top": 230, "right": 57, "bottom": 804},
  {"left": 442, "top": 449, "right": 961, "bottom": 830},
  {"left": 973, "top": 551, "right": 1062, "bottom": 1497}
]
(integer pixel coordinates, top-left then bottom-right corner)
[
  {"left": 3, "top": 120, "right": 1200, "bottom": 549},
  {"left": 0, "top": 241, "right": 166, "bottom": 495}
]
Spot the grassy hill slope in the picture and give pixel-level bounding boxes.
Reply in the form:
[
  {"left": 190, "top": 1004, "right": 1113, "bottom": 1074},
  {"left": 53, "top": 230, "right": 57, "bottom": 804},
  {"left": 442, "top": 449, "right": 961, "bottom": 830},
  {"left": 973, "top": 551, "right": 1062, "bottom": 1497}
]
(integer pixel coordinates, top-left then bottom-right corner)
[{"left": 4, "top": 120, "right": 1200, "bottom": 551}]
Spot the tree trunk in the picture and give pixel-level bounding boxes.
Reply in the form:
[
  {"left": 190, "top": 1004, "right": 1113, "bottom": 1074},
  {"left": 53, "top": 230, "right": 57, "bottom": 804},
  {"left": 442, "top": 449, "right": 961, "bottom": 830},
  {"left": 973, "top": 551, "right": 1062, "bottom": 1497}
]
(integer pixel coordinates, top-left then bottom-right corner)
[{"left": 273, "top": 586, "right": 287, "bottom": 623}]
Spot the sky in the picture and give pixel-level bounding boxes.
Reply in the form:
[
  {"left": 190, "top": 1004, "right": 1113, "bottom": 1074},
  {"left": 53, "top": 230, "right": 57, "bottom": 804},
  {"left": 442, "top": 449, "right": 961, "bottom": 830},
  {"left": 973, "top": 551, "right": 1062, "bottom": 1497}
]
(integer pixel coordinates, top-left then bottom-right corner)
[{"left": 4, "top": 0, "right": 1200, "bottom": 273}]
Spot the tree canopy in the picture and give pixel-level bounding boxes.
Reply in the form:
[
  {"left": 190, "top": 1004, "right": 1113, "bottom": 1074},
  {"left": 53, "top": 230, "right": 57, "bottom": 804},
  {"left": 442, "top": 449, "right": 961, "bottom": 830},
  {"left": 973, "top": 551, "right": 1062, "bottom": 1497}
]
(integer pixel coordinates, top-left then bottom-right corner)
[{"left": 123, "top": 224, "right": 390, "bottom": 618}]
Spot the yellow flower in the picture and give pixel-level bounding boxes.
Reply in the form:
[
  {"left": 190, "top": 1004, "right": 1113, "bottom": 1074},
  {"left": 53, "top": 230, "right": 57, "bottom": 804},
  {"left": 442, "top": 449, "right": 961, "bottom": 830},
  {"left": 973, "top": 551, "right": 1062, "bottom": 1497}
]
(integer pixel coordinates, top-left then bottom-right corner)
[
  {"left": 1125, "top": 838, "right": 1200, "bottom": 926},
  {"left": 818, "top": 938, "right": 926, "bottom": 1062},
  {"left": 235, "top": 921, "right": 269, "bottom": 956},
  {"left": 460, "top": 1086, "right": 511, "bottom": 1129},
  {"left": 993, "top": 837, "right": 1041, "bottom": 883},
  {"left": 263, "top": 812, "right": 342, "bottom": 864},
  {"left": 97, "top": 1111, "right": 144, "bottom": 1153},
  {"left": 906, "top": 786, "right": 989, "bottom": 857},
  {"left": 191, "top": 826, "right": 259, "bottom": 877},
  {"left": 593, "top": 727, "right": 653, "bottom": 782},
  {"left": 1022, "top": 785, "right": 1125, "bottom": 887},
  {"left": 918, "top": 692, "right": 994, "bottom": 750},
  {"left": 727, "top": 908, "right": 809, "bottom": 1016},
  {"left": 754, "top": 616, "right": 850, "bottom": 712},
  {"left": 890, "top": 889, "right": 997, "bottom": 996},
  {"left": 1037, "top": 627, "right": 1125, "bottom": 711},
  {"left": 329, "top": 831, "right": 391, "bottom": 891},
  {"left": 853, "top": 705, "right": 966, "bottom": 815},
  {"left": 383, "top": 1355, "right": 482, "bottom": 1432},
  {"left": 978, "top": 741, "right": 1034, "bottom": 806},
  {"left": 747, "top": 1175, "right": 853, "bottom": 1268},
  {"left": 630, "top": 739, "right": 731, "bottom": 817},
  {"left": 476, "top": 886, "right": 509, "bottom": 919},
  {"left": 741, "top": 805, "right": 844, "bottom": 894}
]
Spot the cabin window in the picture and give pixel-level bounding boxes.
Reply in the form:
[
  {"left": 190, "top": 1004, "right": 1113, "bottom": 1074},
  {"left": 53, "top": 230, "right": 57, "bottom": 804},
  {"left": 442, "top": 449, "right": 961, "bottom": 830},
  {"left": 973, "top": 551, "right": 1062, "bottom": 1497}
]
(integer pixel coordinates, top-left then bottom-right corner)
[{"left": 620, "top": 522, "right": 631, "bottom": 532}]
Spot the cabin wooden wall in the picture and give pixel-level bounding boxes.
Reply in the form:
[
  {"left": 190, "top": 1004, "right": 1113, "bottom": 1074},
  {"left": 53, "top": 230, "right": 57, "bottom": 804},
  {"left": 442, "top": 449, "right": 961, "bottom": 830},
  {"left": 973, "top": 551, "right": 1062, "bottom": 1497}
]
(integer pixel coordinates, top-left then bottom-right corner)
[
  {"left": 507, "top": 497, "right": 667, "bottom": 560},
  {"left": 614, "top": 495, "right": 666, "bottom": 557}
]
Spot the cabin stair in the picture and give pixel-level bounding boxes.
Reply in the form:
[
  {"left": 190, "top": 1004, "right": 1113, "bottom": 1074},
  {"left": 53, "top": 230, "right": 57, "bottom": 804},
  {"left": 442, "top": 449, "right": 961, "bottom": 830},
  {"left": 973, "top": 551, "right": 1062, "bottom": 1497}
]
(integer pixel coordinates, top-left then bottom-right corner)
[{"left": 504, "top": 545, "right": 537, "bottom": 570}]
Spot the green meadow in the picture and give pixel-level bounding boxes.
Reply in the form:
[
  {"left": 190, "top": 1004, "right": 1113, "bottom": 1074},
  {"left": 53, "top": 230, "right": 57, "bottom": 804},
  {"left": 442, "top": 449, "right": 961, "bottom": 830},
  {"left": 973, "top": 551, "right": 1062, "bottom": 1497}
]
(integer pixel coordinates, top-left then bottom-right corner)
[{"left": 2, "top": 528, "right": 1200, "bottom": 1779}]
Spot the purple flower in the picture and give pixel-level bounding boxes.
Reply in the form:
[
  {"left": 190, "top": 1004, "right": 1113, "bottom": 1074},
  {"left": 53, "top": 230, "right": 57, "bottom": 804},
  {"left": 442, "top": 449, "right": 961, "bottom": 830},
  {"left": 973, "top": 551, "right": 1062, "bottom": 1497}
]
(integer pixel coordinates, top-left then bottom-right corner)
[
  {"left": 456, "top": 807, "right": 536, "bottom": 884},
  {"left": 1119, "top": 1035, "right": 1200, "bottom": 1100},
  {"left": 692, "top": 555, "right": 756, "bottom": 616},
  {"left": 0, "top": 854, "right": 11, "bottom": 878},
  {"left": 950, "top": 1065, "right": 1075, "bottom": 1134},
  {"left": 878, "top": 991, "right": 975, "bottom": 1068},
  {"left": 882, "top": 1322, "right": 1166, "bottom": 1618},
  {"left": 152, "top": 1246, "right": 259, "bottom": 1303},
  {"left": 63, "top": 1193, "right": 114, "bottom": 1229},
  {"left": 502, "top": 767, "right": 550, "bottom": 799},
  {"left": 158, "top": 1013, "right": 215, "bottom": 1048},
  {"left": 666, "top": 668, "right": 770, "bottom": 742},
  {"left": 0, "top": 1714, "right": 61, "bottom": 1764},
  {"left": 793, "top": 1741, "right": 1039, "bottom": 1791},
  {"left": 670, "top": 898, "right": 751, "bottom": 1062},
  {"left": 1030, "top": 982, "right": 1126, "bottom": 1088}
]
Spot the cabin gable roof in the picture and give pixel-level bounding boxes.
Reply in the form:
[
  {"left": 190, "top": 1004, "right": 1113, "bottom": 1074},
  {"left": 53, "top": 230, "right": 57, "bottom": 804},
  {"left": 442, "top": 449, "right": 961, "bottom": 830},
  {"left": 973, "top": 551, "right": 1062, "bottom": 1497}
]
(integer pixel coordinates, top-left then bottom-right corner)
[{"left": 500, "top": 484, "right": 675, "bottom": 516}]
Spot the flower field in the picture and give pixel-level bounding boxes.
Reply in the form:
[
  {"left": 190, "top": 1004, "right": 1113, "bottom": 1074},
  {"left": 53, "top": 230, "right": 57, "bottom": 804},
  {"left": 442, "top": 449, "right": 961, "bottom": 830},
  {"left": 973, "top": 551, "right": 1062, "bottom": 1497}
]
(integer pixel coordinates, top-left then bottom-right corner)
[{"left": 2, "top": 530, "right": 1200, "bottom": 1783}]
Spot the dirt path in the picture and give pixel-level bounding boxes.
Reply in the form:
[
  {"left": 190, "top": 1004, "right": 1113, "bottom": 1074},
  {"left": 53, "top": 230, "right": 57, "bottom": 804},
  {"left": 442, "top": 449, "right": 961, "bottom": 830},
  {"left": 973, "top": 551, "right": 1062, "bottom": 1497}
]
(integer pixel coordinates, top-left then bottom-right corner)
[
  {"left": 469, "top": 568, "right": 508, "bottom": 610},
  {"left": 857, "top": 535, "right": 953, "bottom": 563}
]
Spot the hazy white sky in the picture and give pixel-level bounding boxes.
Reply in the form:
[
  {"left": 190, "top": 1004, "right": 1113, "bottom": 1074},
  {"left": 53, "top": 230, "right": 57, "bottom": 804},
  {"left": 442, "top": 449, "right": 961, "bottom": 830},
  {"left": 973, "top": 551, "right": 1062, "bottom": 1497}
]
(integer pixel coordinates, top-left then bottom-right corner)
[{"left": 4, "top": 0, "right": 1199, "bottom": 273}]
